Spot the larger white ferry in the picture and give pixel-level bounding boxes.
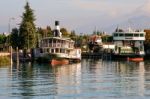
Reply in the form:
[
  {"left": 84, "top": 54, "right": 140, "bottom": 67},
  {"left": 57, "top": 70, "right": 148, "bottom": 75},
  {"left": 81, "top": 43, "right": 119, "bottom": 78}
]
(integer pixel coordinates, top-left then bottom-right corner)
[{"left": 112, "top": 27, "right": 145, "bottom": 61}]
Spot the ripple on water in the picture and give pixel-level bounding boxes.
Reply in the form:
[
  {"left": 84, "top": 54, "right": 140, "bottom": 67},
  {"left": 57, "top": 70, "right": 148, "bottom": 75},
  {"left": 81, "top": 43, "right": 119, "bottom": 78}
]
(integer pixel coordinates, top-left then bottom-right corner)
[{"left": 0, "top": 60, "right": 150, "bottom": 99}]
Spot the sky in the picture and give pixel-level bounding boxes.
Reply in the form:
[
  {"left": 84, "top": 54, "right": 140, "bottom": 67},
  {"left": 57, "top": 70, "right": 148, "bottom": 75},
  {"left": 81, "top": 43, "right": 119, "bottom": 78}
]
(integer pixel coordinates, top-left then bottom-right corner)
[{"left": 0, "top": 0, "right": 150, "bottom": 34}]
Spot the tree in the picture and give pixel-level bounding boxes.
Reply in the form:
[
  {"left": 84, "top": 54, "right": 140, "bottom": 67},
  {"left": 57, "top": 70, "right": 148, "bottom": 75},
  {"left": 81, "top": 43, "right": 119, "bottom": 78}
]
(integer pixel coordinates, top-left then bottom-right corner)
[
  {"left": 70, "top": 30, "right": 76, "bottom": 40},
  {"left": 47, "top": 26, "right": 53, "bottom": 37},
  {"left": 102, "top": 35, "right": 113, "bottom": 43},
  {"left": 0, "top": 34, "right": 6, "bottom": 44},
  {"left": 19, "top": 2, "right": 36, "bottom": 49},
  {"left": 60, "top": 28, "right": 69, "bottom": 37},
  {"left": 10, "top": 28, "right": 20, "bottom": 50}
]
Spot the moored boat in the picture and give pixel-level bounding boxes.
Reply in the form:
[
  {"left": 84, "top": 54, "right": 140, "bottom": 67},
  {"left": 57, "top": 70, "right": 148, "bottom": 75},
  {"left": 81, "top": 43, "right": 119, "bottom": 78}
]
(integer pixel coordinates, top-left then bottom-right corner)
[
  {"left": 112, "top": 27, "right": 145, "bottom": 61},
  {"left": 36, "top": 21, "right": 81, "bottom": 65},
  {"left": 127, "top": 57, "right": 143, "bottom": 62},
  {"left": 51, "top": 59, "right": 69, "bottom": 66}
]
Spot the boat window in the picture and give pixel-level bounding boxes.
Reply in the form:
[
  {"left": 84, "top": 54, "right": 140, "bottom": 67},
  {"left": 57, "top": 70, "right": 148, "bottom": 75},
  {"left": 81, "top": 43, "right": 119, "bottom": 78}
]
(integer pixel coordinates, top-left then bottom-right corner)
[
  {"left": 53, "top": 39, "right": 56, "bottom": 43},
  {"left": 119, "top": 34, "right": 124, "bottom": 37},
  {"left": 40, "top": 48, "right": 43, "bottom": 53},
  {"left": 57, "top": 40, "right": 61, "bottom": 43},
  {"left": 47, "top": 49, "right": 49, "bottom": 52},
  {"left": 56, "top": 48, "right": 59, "bottom": 53},
  {"left": 60, "top": 49, "right": 63, "bottom": 53},
  {"left": 60, "top": 49, "right": 65, "bottom": 53},
  {"left": 114, "top": 33, "right": 118, "bottom": 37},
  {"left": 49, "top": 39, "right": 52, "bottom": 43},
  {"left": 51, "top": 49, "right": 54, "bottom": 53},
  {"left": 125, "top": 34, "right": 133, "bottom": 37},
  {"left": 140, "top": 34, "right": 144, "bottom": 37},
  {"left": 134, "top": 34, "right": 139, "bottom": 37},
  {"left": 44, "top": 49, "right": 47, "bottom": 53}
]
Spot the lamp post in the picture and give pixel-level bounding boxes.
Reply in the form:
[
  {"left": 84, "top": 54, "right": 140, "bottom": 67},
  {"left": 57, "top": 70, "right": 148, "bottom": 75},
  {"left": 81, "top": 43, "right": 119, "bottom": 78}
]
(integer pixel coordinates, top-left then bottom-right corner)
[
  {"left": 8, "top": 17, "right": 15, "bottom": 34},
  {"left": 8, "top": 17, "right": 15, "bottom": 66},
  {"left": 8, "top": 17, "right": 15, "bottom": 45}
]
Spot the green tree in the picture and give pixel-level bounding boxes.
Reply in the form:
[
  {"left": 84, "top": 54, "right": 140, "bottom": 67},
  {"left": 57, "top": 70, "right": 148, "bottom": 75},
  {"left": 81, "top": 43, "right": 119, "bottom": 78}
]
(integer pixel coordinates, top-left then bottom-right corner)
[
  {"left": 10, "top": 28, "right": 20, "bottom": 50},
  {"left": 102, "top": 35, "right": 113, "bottom": 43},
  {"left": 19, "top": 2, "right": 36, "bottom": 49},
  {"left": 0, "top": 34, "right": 6, "bottom": 44},
  {"left": 60, "top": 28, "right": 69, "bottom": 37},
  {"left": 70, "top": 30, "right": 76, "bottom": 40},
  {"left": 47, "top": 26, "right": 53, "bottom": 37},
  {"left": 37, "top": 27, "right": 44, "bottom": 38}
]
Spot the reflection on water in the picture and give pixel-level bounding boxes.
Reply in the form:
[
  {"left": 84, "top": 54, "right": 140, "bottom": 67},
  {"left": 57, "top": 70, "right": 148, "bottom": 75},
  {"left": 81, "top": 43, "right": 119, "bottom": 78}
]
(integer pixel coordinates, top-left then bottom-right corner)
[{"left": 0, "top": 60, "right": 150, "bottom": 99}]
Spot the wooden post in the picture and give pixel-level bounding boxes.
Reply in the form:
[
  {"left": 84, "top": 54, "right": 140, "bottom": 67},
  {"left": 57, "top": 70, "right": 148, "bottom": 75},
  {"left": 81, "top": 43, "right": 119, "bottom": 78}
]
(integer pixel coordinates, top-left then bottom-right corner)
[
  {"left": 10, "top": 46, "right": 13, "bottom": 66},
  {"left": 16, "top": 47, "right": 19, "bottom": 65}
]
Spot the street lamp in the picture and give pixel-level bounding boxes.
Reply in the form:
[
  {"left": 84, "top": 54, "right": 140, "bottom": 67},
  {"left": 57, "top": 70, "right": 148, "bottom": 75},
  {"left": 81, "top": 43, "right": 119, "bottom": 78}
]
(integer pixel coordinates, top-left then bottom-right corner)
[
  {"left": 8, "top": 17, "right": 15, "bottom": 45},
  {"left": 8, "top": 17, "right": 15, "bottom": 66}
]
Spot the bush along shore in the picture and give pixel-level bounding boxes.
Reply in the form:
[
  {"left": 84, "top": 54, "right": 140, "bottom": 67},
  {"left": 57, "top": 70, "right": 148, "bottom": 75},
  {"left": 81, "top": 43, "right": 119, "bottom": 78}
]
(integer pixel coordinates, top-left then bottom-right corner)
[{"left": 0, "top": 56, "right": 11, "bottom": 66}]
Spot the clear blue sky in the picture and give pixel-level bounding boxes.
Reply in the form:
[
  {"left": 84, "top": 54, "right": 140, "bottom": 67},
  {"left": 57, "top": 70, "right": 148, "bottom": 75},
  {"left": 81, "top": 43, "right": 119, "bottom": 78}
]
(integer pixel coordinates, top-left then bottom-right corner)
[{"left": 0, "top": 0, "right": 149, "bottom": 33}]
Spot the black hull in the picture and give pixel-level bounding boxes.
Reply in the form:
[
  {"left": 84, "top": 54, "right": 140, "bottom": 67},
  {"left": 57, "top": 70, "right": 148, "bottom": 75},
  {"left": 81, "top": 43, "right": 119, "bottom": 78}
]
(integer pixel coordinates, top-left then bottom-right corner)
[{"left": 111, "top": 54, "right": 144, "bottom": 60}]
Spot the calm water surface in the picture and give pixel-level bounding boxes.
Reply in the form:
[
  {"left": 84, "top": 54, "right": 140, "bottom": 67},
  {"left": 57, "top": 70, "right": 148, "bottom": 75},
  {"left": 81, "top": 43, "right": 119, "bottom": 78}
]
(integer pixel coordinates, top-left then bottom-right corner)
[{"left": 0, "top": 59, "right": 150, "bottom": 99}]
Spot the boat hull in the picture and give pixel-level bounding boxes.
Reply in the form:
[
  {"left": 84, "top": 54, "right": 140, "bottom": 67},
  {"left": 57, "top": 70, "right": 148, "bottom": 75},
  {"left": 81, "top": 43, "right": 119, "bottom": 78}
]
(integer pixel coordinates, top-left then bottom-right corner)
[
  {"left": 127, "top": 57, "right": 143, "bottom": 62},
  {"left": 111, "top": 54, "right": 144, "bottom": 61},
  {"left": 51, "top": 59, "right": 69, "bottom": 66}
]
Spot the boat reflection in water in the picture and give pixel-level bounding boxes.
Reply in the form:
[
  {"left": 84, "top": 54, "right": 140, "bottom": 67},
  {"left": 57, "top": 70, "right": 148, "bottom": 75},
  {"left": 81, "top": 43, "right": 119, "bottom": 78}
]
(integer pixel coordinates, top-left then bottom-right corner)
[{"left": 0, "top": 60, "right": 150, "bottom": 99}]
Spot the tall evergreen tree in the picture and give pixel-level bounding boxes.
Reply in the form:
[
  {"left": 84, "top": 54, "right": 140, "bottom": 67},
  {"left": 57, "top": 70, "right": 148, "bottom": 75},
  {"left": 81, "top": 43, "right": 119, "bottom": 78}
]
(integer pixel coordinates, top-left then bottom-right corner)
[{"left": 19, "top": 2, "right": 36, "bottom": 49}]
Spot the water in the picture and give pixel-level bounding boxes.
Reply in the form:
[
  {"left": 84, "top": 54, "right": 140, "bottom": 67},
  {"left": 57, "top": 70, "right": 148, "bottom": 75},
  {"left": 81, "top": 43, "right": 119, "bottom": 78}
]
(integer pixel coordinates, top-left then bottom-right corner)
[{"left": 0, "top": 59, "right": 150, "bottom": 99}]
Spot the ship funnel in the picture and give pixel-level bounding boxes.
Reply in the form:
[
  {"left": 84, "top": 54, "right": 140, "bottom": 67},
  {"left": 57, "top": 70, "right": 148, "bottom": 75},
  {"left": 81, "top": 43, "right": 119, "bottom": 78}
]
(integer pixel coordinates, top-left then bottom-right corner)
[
  {"left": 55, "top": 21, "right": 59, "bottom": 26},
  {"left": 53, "top": 21, "right": 62, "bottom": 37}
]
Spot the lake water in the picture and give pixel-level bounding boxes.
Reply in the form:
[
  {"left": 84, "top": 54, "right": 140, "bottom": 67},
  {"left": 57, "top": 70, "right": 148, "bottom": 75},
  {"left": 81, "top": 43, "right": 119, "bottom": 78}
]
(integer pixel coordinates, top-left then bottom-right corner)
[{"left": 0, "top": 59, "right": 150, "bottom": 99}]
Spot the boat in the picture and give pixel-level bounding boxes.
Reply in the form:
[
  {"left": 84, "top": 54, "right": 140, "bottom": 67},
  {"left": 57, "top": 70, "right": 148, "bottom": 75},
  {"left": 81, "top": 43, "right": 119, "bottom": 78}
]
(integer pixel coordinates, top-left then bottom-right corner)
[
  {"left": 112, "top": 27, "right": 145, "bottom": 61},
  {"left": 51, "top": 59, "right": 69, "bottom": 66},
  {"left": 37, "top": 21, "right": 81, "bottom": 65},
  {"left": 127, "top": 57, "right": 143, "bottom": 62}
]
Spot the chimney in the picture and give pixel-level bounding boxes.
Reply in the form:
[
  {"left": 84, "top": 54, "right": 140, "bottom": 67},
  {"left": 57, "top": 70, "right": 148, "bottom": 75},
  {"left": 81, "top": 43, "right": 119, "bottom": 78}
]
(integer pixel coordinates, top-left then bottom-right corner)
[
  {"left": 55, "top": 21, "right": 60, "bottom": 30},
  {"left": 53, "top": 21, "right": 62, "bottom": 37},
  {"left": 55, "top": 21, "right": 59, "bottom": 26}
]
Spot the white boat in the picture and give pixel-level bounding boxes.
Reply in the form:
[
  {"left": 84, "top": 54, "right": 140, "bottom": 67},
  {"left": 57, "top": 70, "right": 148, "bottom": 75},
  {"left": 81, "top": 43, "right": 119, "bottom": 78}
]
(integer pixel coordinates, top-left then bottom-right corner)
[
  {"left": 112, "top": 27, "right": 145, "bottom": 61},
  {"left": 37, "top": 21, "right": 81, "bottom": 65}
]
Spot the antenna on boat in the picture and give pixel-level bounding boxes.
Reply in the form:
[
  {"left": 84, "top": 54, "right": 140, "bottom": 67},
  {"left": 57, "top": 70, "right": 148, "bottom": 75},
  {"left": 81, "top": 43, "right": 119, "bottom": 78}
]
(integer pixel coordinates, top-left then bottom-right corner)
[{"left": 128, "top": 19, "right": 134, "bottom": 31}]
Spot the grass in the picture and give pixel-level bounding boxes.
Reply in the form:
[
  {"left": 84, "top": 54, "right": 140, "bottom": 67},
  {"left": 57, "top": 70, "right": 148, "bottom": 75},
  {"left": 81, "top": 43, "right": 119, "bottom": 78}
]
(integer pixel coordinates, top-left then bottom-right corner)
[{"left": 0, "top": 56, "right": 11, "bottom": 66}]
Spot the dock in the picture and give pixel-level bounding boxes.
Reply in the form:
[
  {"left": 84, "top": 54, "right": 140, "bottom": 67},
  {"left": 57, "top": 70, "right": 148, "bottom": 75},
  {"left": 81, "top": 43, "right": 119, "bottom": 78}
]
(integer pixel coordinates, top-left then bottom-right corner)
[{"left": 81, "top": 52, "right": 102, "bottom": 59}]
